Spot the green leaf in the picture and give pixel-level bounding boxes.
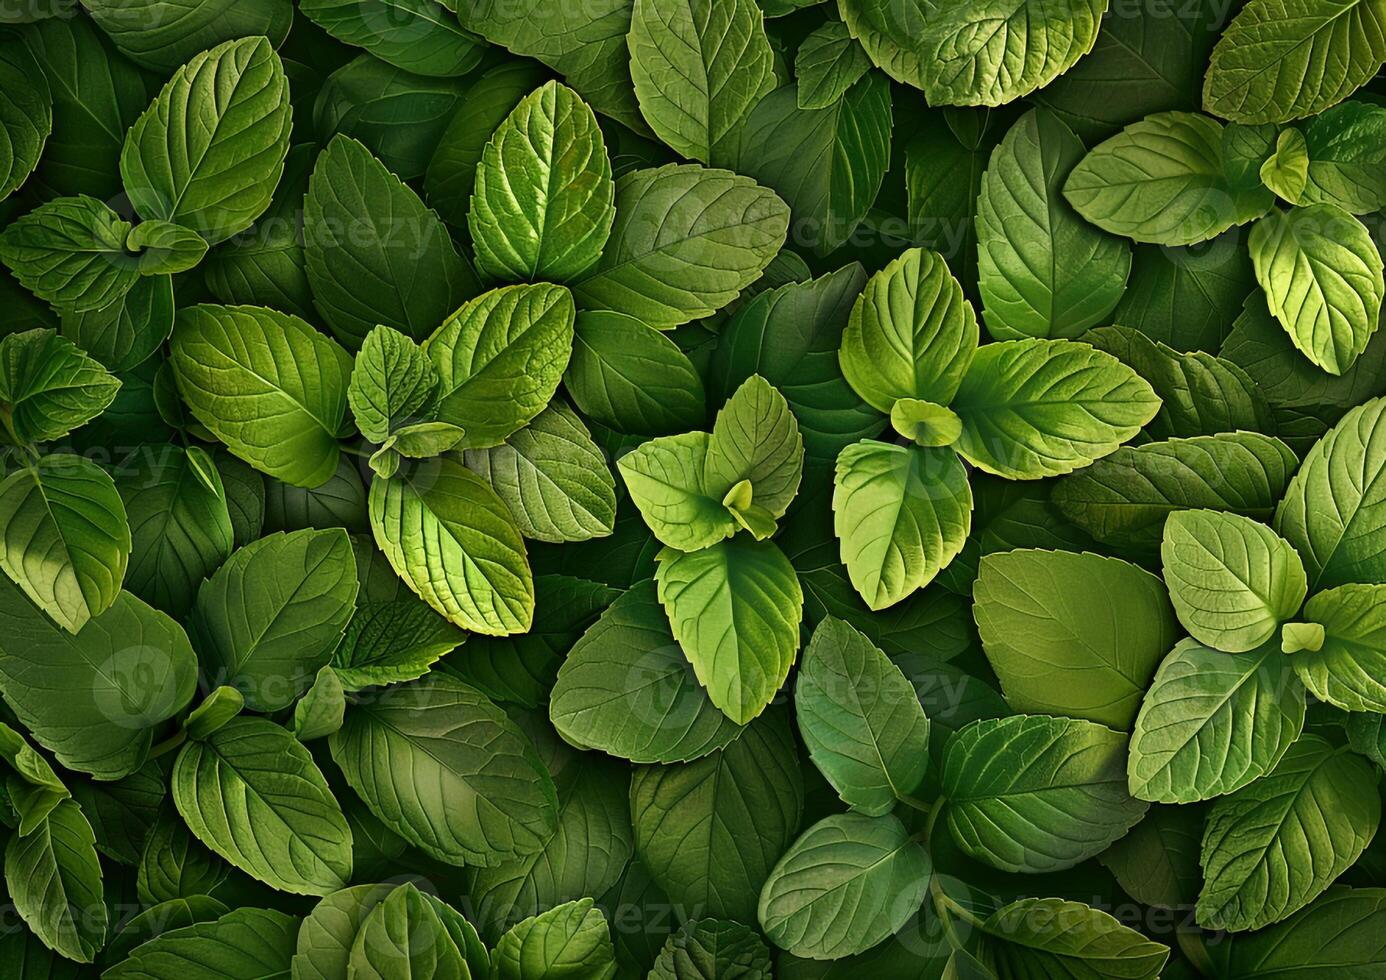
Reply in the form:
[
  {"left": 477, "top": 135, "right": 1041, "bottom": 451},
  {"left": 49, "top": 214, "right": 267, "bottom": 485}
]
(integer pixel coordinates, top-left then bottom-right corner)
[
  {"left": 1273, "top": 100, "right": 1386, "bottom": 212},
  {"left": 565, "top": 310, "right": 707, "bottom": 436},
  {"left": 549, "top": 581, "right": 744, "bottom": 763},
  {"left": 951, "top": 337, "right": 1162, "bottom": 479},
  {"left": 1064, "top": 111, "right": 1274, "bottom": 245},
  {"left": 492, "top": 898, "right": 617, "bottom": 980},
  {"left": 915, "top": 0, "right": 1107, "bottom": 107},
  {"left": 120, "top": 36, "right": 291, "bottom": 245},
  {"left": 329, "top": 675, "right": 559, "bottom": 867},
  {"left": 0, "top": 328, "right": 121, "bottom": 445},
  {"left": 0, "top": 453, "right": 128, "bottom": 633},
  {"left": 0, "top": 578, "right": 197, "bottom": 779},
  {"left": 1202, "top": 0, "right": 1386, "bottom": 124},
  {"left": 117, "top": 443, "right": 235, "bottom": 617},
  {"left": 1083, "top": 324, "right": 1275, "bottom": 439},
  {"left": 427, "top": 283, "right": 575, "bottom": 449},
  {"left": 709, "top": 264, "right": 879, "bottom": 462},
  {"left": 5, "top": 798, "right": 103, "bottom": 963},
  {"left": 102, "top": 907, "right": 299, "bottom": 979},
  {"left": 170, "top": 304, "right": 354, "bottom": 488},
  {"left": 1261, "top": 128, "right": 1311, "bottom": 202},
  {"left": 839, "top": 246, "right": 977, "bottom": 414},
  {"left": 347, "top": 882, "right": 471, "bottom": 979},
  {"left": 60, "top": 273, "right": 174, "bottom": 374},
  {"left": 1128, "top": 638, "right": 1306, "bottom": 803},
  {"left": 126, "top": 220, "right": 208, "bottom": 275},
  {"left": 1161, "top": 509, "right": 1308, "bottom": 653},
  {"left": 470, "top": 80, "right": 615, "bottom": 282},
  {"left": 627, "top": 0, "right": 775, "bottom": 164},
  {"left": 464, "top": 400, "right": 617, "bottom": 543},
  {"left": 173, "top": 716, "right": 353, "bottom": 895},
  {"left": 347, "top": 325, "right": 438, "bottom": 445},
  {"left": 1099, "top": 803, "right": 1205, "bottom": 911},
  {"left": 656, "top": 537, "right": 803, "bottom": 725},
  {"left": 573, "top": 164, "right": 789, "bottom": 329},
  {"left": 732, "top": 73, "right": 893, "bottom": 256},
  {"left": 1247, "top": 204, "right": 1384, "bottom": 375},
  {"left": 1114, "top": 233, "right": 1257, "bottom": 353},
  {"left": 292, "top": 883, "right": 397, "bottom": 980},
  {"left": 298, "top": 0, "right": 483, "bottom": 77},
  {"left": 1051, "top": 432, "right": 1300, "bottom": 555},
  {"left": 182, "top": 686, "right": 243, "bottom": 742},
  {"left": 1291, "top": 583, "right": 1386, "bottom": 711},
  {"left": 0, "top": 722, "right": 68, "bottom": 835},
  {"left": 978, "top": 898, "right": 1168, "bottom": 979},
  {"left": 758, "top": 811, "right": 930, "bottom": 960},
  {"left": 795, "top": 617, "right": 929, "bottom": 814},
  {"left": 795, "top": 21, "right": 871, "bottom": 110},
  {"left": 941, "top": 713, "right": 1148, "bottom": 873},
  {"left": 977, "top": 109, "right": 1130, "bottom": 340},
  {"left": 0, "top": 195, "right": 137, "bottom": 312},
  {"left": 649, "top": 918, "right": 771, "bottom": 979},
  {"left": 304, "top": 135, "right": 476, "bottom": 350},
  {"left": 832, "top": 440, "right": 972, "bottom": 610},
  {"left": 619, "top": 432, "right": 737, "bottom": 552},
  {"left": 705, "top": 373, "right": 803, "bottom": 523},
  {"left": 332, "top": 599, "right": 464, "bottom": 691},
  {"left": 974, "top": 550, "right": 1178, "bottom": 730},
  {"left": 1203, "top": 887, "right": 1386, "bottom": 977},
  {"left": 370, "top": 456, "right": 534, "bottom": 635},
  {"left": 1276, "top": 396, "right": 1386, "bottom": 590},
  {"left": 1198, "top": 735, "right": 1381, "bottom": 932},
  {"left": 0, "top": 39, "right": 49, "bottom": 202},
  {"left": 189, "top": 528, "right": 358, "bottom": 712},
  {"left": 630, "top": 711, "right": 803, "bottom": 923}
]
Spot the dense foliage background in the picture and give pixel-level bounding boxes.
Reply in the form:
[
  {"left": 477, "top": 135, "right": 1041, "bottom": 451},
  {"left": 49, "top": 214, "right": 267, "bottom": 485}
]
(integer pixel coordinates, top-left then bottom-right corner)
[{"left": 1, "top": 0, "right": 1385, "bottom": 976}]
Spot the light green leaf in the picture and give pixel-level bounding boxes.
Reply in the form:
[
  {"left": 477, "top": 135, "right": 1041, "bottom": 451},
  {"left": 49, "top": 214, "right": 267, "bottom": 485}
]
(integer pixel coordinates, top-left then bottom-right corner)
[
  {"left": 1202, "top": 0, "right": 1386, "bottom": 124},
  {"left": 941, "top": 713, "right": 1148, "bottom": 873},
  {"left": 332, "top": 598, "right": 464, "bottom": 691},
  {"left": 795, "top": 617, "right": 929, "bottom": 814},
  {"left": 470, "top": 80, "right": 615, "bottom": 282},
  {"left": 298, "top": 0, "right": 483, "bottom": 77},
  {"left": 0, "top": 328, "right": 120, "bottom": 445},
  {"left": 116, "top": 443, "right": 235, "bottom": 618},
  {"left": 731, "top": 74, "right": 893, "bottom": 256},
  {"left": 1161, "top": 509, "right": 1307, "bottom": 653},
  {"left": 369, "top": 456, "right": 534, "bottom": 635},
  {"left": 978, "top": 898, "right": 1168, "bottom": 979},
  {"left": 977, "top": 109, "right": 1130, "bottom": 340},
  {"left": 125, "top": 219, "right": 207, "bottom": 276},
  {"left": 1248, "top": 204, "right": 1384, "bottom": 375},
  {"left": 794, "top": 21, "right": 872, "bottom": 109},
  {"left": 427, "top": 283, "right": 575, "bottom": 449},
  {"left": 0, "top": 721, "right": 68, "bottom": 835},
  {"left": 705, "top": 374, "right": 804, "bottom": 523},
  {"left": 120, "top": 36, "right": 291, "bottom": 245},
  {"left": 1292, "top": 583, "right": 1386, "bottom": 711},
  {"left": 1276, "top": 396, "right": 1386, "bottom": 590},
  {"left": 0, "top": 195, "right": 136, "bottom": 312},
  {"left": 0, "top": 453, "right": 128, "bottom": 633},
  {"left": 347, "top": 325, "right": 438, "bottom": 445},
  {"left": 173, "top": 716, "right": 352, "bottom": 895},
  {"left": 1052, "top": 432, "right": 1299, "bottom": 555},
  {"left": 102, "top": 907, "right": 299, "bottom": 979},
  {"left": 656, "top": 537, "right": 803, "bottom": 725},
  {"left": 974, "top": 550, "right": 1178, "bottom": 730},
  {"left": 0, "top": 579, "right": 197, "bottom": 779},
  {"left": 832, "top": 440, "right": 972, "bottom": 610},
  {"left": 619, "top": 432, "right": 737, "bottom": 552},
  {"left": 305, "top": 134, "right": 476, "bottom": 349},
  {"left": 1128, "top": 638, "right": 1306, "bottom": 803},
  {"left": 839, "top": 246, "right": 977, "bottom": 413},
  {"left": 565, "top": 310, "right": 707, "bottom": 435},
  {"left": 189, "top": 528, "right": 358, "bottom": 712},
  {"left": 916, "top": 0, "right": 1107, "bottom": 107},
  {"left": 329, "top": 675, "right": 559, "bottom": 867},
  {"left": 1275, "top": 100, "right": 1386, "bottom": 212},
  {"left": 630, "top": 711, "right": 803, "bottom": 923},
  {"left": 492, "top": 898, "right": 617, "bottom": 980},
  {"left": 573, "top": 163, "right": 789, "bottom": 329},
  {"left": 758, "top": 811, "right": 930, "bottom": 960},
  {"left": 951, "top": 337, "right": 1162, "bottom": 479},
  {"left": 549, "top": 581, "right": 744, "bottom": 763},
  {"left": 1261, "top": 128, "right": 1310, "bottom": 202},
  {"left": 170, "top": 304, "right": 354, "bottom": 488},
  {"left": 292, "top": 883, "right": 397, "bottom": 980},
  {"left": 1198, "top": 735, "right": 1381, "bottom": 932},
  {"left": 627, "top": 0, "right": 775, "bottom": 164},
  {"left": 464, "top": 401, "right": 617, "bottom": 543},
  {"left": 4, "top": 798, "right": 103, "bottom": 963},
  {"left": 347, "top": 882, "right": 470, "bottom": 979},
  {"left": 1063, "top": 111, "right": 1274, "bottom": 245}
]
